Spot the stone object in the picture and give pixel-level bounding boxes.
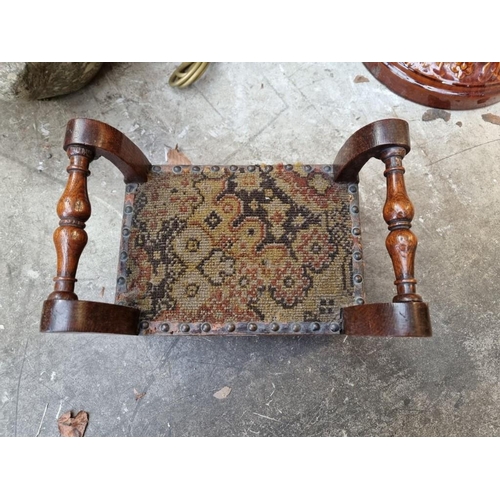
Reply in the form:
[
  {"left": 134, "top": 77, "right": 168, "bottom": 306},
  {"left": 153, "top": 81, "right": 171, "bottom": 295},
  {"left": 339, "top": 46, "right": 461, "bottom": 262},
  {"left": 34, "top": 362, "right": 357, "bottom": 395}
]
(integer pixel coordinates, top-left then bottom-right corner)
[{"left": 0, "top": 62, "right": 102, "bottom": 101}]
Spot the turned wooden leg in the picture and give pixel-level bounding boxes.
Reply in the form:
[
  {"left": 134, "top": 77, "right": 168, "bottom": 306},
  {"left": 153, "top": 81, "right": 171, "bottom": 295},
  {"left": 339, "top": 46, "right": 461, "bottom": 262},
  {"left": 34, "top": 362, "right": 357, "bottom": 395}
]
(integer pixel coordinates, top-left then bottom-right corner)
[
  {"left": 47, "top": 145, "right": 94, "bottom": 301},
  {"left": 381, "top": 147, "right": 422, "bottom": 303}
]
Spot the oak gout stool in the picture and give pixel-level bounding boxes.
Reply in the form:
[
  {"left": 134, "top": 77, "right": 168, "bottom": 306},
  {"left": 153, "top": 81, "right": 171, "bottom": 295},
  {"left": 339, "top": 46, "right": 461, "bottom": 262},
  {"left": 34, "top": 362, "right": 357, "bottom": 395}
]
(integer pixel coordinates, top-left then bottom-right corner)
[{"left": 40, "top": 118, "right": 432, "bottom": 337}]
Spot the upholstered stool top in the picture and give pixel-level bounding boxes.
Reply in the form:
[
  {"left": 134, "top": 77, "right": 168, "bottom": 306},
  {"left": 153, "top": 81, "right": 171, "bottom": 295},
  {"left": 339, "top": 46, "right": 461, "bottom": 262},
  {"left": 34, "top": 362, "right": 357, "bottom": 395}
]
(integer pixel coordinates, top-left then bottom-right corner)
[{"left": 117, "top": 164, "right": 364, "bottom": 334}]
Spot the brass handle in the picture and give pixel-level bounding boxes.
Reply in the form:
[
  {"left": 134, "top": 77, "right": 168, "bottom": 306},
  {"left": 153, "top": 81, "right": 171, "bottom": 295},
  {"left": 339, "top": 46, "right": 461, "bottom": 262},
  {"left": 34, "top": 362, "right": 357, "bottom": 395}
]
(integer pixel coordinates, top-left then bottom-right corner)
[{"left": 169, "top": 62, "right": 210, "bottom": 88}]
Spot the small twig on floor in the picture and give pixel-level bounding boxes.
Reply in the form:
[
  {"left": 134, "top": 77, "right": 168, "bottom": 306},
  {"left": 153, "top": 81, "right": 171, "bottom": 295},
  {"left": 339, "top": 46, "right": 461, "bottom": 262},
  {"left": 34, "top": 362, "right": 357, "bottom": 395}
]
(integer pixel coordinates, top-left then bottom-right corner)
[
  {"left": 56, "top": 401, "right": 62, "bottom": 420},
  {"left": 253, "top": 412, "right": 280, "bottom": 422},
  {"left": 35, "top": 403, "right": 49, "bottom": 437},
  {"left": 268, "top": 382, "right": 276, "bottom": 399}
]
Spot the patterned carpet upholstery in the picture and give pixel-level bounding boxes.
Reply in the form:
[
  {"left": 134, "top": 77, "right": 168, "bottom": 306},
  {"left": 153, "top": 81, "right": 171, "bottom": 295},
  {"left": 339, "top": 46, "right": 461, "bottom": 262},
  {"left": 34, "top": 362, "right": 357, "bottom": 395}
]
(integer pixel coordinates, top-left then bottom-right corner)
[{"left": 116, "top": 164, "right": 363, "bottom": 334}]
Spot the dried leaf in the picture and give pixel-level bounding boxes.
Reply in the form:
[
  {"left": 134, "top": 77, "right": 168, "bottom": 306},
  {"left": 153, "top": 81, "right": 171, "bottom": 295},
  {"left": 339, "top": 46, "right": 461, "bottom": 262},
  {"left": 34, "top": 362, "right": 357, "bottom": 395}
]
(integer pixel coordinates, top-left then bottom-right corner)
[
  {"left": 354, "top": 75, "right": 369, "bottom": 83},
  {"left": 422, "top": 109, "right": 451, "bottom": 122},
  {"left": 167, "top": 145, "right": 192, "bottom": 166},
  {"left": 213, "top": 386, "right": 232, "bottom": 399},
  {"left": 134, "top": 388, "right": 146, "bottom": 401},
  {"left": 58, "top": 410, "right": 88, "bottom": 437},
  {"left": 482, "top": 113, "right": 500, "bottom": 126}
]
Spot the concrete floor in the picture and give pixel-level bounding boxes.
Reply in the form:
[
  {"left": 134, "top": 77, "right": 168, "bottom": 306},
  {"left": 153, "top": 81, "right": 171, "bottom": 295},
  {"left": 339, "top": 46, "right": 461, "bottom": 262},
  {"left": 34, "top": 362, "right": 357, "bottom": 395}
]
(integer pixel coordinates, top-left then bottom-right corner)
[{"left": 1, "top": 62, "right": 499, "bottom": 436}]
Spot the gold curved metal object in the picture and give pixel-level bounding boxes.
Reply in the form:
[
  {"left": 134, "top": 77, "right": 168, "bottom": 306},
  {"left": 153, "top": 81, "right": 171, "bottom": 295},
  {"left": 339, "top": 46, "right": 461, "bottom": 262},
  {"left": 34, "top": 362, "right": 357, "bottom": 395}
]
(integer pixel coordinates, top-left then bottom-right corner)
[{"left": 169, "top": 62, "right": 210, "bottom": 88}]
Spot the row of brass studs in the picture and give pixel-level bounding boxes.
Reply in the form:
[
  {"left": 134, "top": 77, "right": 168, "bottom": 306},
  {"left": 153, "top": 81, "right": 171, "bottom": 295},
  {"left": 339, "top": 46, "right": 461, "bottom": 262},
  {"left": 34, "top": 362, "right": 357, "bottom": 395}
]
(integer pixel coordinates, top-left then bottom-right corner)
[
  {"left": 149, "top": 164, "right": 335, "bottom": 174},
  {"left": 116, "top": 184, "right": 138, "bottom": 296},
  {"left": 140, "top": 321, "right": 342, "bottom": 335},
  {"left": 349, "top": 183, "right": 366, "bottom": 306}
]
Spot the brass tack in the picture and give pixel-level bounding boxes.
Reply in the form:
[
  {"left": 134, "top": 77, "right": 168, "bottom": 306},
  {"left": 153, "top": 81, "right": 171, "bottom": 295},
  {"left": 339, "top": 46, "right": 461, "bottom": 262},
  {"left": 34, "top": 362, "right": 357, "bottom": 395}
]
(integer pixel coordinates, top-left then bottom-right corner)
[
  {"left": 292, "top": 323, "right": 301, "bottom": 332},
  {"left": 311, "top": 322, "right": 321, "bottom": 331},
  {"left": 160, "top": 323, "right": 170, "bottom": 332},
  {"left": 248, "top": 323, "right": 258, "bottom": 332},
  {"left": 270, "top": 322, "right": 280, "bottom": 332},
  {"left": 330, "top": 322, "right": 340, "bottom": 333},
  {"left": 201, "top": 323, "right": 211, "bottom": 332},
  {"left": 180, "top": 323, "right": 190, "bottom": 333},
  {"left": 227, "top": 322, "right": 236, "bottom": 332}
]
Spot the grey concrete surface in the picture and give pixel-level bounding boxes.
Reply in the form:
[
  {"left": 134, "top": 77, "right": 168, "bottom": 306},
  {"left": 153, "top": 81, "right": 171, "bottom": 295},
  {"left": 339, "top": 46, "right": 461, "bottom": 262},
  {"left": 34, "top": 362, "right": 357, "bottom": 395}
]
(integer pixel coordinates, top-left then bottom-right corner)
[{"left": 1, "top": 62, "right": 499, "bottom": 436}]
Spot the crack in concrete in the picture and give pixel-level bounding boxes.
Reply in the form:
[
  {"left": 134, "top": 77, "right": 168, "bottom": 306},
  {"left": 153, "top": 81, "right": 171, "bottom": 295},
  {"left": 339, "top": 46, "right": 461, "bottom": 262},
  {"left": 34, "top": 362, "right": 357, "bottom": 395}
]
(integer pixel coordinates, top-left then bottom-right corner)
[{"left": 14, "top": 338, "right": 29, "bottom": 437}]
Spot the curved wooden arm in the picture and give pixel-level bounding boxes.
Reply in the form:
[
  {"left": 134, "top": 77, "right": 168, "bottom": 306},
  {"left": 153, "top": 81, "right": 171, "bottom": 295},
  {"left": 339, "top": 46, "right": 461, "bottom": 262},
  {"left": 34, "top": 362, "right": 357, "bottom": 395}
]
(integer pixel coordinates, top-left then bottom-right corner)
[
  {"left": 333, "top": 118, "right": 410, "bottom": 183},
  {"left": 64, "top": 118, "right": 151, "bottom": 183}
]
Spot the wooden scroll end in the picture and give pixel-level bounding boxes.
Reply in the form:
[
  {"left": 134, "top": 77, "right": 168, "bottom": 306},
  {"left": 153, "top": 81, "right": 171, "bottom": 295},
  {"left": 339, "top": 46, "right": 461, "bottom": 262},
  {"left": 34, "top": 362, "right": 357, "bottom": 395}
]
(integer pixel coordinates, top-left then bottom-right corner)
[
  {"left": 333, "top": 118, "right": 410, "bottom": 183},
  {"left": 40, "top": 299, "right": 140, "bottom": 335},
  {"left": 64, "top": 118, "right": 151, "bottom": 183},
  {"left": 342, "top": 302, "right": 432, "bottom": 337}
]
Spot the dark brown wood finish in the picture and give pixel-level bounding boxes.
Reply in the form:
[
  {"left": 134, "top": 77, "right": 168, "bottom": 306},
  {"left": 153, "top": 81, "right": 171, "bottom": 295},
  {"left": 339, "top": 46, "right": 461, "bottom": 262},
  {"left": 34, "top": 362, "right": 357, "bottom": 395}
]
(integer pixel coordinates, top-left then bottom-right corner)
[
  {"left": 64, "top": 118, "right": 151, "bottom": 183},
  {"left": 47, "top": 146, "right": 93, "bottom": 301},
  {"left": 41, "top": 118, "right": 151, "bottom": 335},
  {"left": 343, "top": 302, "right": 431, "bottom": 337},
  {"left": 381, "top": 147, "right": 422, "bottom": 303},
  {"left": 333, "top": 118, "right": 430, "bottom": 336},
  {"left": 365, "top": 62, "right": 500, "bottom": 110},
  {"left": 41, "top": 299, "right": 140, "bottom": 334},
  {"left": 333, "top": 118, "right": 422, "bottom": 303},
  {"left": 333, "top": 119, "right": 410, "bottom": 183}
]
